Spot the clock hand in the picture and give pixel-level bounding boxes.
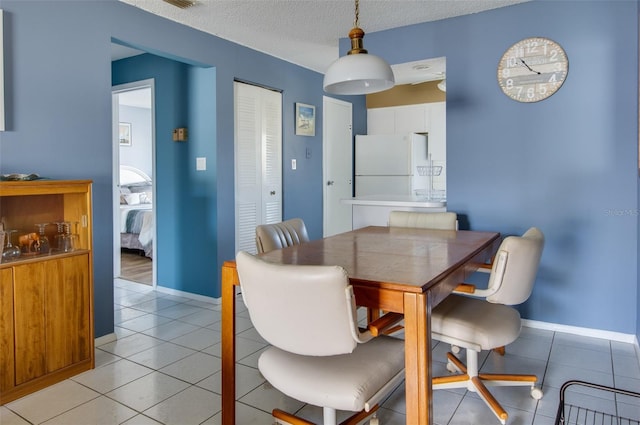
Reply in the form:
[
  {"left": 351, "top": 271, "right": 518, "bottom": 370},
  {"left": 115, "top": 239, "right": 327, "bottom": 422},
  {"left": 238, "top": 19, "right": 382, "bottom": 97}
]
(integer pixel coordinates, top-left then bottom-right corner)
[{"left": 519, "top": 58, "right": 541, "bottom": 74}]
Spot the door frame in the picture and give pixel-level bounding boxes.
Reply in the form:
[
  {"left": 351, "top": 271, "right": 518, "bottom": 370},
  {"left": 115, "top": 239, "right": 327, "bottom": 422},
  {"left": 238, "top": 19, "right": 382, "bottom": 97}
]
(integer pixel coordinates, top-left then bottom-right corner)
[{"left": 112, "top": 79, "right": 157, "bottom": 287}]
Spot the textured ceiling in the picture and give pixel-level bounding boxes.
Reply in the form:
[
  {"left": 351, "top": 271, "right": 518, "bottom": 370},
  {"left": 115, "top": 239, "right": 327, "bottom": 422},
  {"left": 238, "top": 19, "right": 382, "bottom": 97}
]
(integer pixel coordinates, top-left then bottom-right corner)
[{"left": 118, "top": 0, "right": 529, "bottom": 80}]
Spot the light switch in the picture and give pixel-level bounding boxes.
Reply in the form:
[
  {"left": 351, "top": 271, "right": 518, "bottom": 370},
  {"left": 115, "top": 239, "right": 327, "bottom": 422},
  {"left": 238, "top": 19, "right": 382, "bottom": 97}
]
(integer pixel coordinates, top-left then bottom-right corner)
[
  {"left": 291, "top": 159, "right": 297, "bottom": 170},
  {"left": 196, "top": 157, "right": 206, "bottom": 171}
]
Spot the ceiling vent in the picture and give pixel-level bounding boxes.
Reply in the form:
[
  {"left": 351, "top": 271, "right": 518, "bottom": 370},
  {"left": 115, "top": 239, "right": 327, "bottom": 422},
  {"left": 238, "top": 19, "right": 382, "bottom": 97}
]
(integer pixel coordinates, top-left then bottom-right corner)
[{"left": 162, "top": 0, "right": 197, "bottom": 9}]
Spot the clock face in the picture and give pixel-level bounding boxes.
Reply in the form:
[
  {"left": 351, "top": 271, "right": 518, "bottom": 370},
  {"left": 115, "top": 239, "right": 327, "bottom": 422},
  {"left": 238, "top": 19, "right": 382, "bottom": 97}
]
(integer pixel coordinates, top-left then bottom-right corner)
[{"left": 497, "top": 37, "right": 569, "bottom": 103}]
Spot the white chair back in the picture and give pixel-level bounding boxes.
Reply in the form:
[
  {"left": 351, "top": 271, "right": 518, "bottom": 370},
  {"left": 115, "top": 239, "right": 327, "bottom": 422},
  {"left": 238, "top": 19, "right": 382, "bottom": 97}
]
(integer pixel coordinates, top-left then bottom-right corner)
[
  {"left": 486, "top": 227, "right": 545, "bottom": 305},
  {"left": 255, "top": 218, "right": 310, "bottom": 253},
  {"left": 236, "top": 251, "right": 358, "bottom": 356},
  {"left": 388, "top": 211, "right": 458, "bottom": 230}
]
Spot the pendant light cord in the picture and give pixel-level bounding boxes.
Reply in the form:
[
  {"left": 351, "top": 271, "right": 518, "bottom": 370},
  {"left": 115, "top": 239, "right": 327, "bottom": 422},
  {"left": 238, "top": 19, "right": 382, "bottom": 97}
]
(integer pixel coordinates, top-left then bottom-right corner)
[{"left": 354, "top": 0, "right": 360, "bottom": 28}]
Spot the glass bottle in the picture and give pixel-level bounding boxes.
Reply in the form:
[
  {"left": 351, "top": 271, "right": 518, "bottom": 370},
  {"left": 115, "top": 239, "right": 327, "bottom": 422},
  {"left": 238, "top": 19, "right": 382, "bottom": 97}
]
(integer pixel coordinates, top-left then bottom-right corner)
[
  {"left": 35, "top": 223, "right": 51, "bottom": 254},
  {"left": 2, "top": 230, "right": 21, "bottom": 260}
]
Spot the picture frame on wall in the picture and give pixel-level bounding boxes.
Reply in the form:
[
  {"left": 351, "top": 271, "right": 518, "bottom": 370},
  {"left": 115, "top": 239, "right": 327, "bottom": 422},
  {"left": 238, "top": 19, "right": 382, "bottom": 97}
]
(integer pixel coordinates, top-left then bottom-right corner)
[
  {"left": 119, "top": 122, "right": 132, "bottom": 146},
  {"left": 295, "top": 103, "right": 315, "bottom": 136}
]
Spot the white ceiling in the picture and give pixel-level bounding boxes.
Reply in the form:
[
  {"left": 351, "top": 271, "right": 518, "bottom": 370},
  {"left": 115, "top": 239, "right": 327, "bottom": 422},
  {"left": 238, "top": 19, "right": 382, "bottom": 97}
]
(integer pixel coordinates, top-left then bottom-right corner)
[{"left": 116, "top": 0, "right": 529, "bottom": 84}]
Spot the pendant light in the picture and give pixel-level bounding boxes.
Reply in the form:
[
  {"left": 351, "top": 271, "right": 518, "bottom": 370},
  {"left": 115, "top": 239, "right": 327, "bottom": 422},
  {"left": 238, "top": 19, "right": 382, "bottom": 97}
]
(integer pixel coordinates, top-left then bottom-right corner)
[{"left": 323, "top": 0, "right": 395, "bottom": 95}]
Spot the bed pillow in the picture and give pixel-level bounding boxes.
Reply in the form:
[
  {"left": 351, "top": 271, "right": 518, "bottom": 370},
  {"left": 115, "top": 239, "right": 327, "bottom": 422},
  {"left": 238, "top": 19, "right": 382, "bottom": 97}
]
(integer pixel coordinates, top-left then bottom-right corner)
[
  {"left": 123, "top": 193, "right": 141, "bottom": 205},
  {"left": 139, "top": 191, "right": 153, "bottom": 204},
  {"left": 126, "top": 182, "right": 152, "bottom": 194}
]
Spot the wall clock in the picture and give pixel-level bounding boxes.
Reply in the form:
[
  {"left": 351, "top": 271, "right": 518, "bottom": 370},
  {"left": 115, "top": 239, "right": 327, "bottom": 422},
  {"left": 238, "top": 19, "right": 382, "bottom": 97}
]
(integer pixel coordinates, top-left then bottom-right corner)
[{"left": 497, "top": 37, "right": 568, "bottom": 103}]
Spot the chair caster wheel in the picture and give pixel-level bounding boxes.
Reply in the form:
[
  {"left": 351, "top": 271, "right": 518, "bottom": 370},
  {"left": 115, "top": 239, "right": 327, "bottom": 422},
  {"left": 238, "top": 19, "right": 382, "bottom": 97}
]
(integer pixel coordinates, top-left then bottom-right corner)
[
  {"left": 446, "top": 362, "right": 458, "bottom": 373},
  {"left": 531, "top": 387, "right": 543, "bottom": 400}
]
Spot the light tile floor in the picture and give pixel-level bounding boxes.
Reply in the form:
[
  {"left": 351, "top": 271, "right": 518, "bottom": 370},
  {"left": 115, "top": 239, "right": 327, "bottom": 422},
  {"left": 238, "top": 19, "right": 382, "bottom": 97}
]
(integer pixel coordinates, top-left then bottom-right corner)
[{"left": 2, "top": 280, "right": 640, "bottom": 425}]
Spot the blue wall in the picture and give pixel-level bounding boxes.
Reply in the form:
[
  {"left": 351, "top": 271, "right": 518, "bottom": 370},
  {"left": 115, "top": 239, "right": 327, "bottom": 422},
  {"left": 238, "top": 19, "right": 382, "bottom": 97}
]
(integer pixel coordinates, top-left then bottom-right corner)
[
  {"left": 113, "top": 54, "right": 217, "bottom": 296},
  {"left": 1, "top": 0, "right": 637, "bottom": 341},
  {"left": 357, "top": 0, "right": 639, "bottom": 336},
  {"left": 119, "top": 105, "right": 152, "bottom": 177}
]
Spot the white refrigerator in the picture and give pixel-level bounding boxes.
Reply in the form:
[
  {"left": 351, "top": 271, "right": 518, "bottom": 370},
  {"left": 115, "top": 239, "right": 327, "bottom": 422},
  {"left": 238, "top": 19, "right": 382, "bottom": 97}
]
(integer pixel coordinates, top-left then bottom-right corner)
[{"left": 355, "top": 133, "right": 429, "bottom": 196}]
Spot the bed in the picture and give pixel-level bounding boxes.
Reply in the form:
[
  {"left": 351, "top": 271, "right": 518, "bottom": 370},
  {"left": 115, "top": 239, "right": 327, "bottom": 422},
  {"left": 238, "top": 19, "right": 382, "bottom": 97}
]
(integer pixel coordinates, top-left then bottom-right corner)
[{"left": 119, "top": 165, "right": 154, "bottom": 258}]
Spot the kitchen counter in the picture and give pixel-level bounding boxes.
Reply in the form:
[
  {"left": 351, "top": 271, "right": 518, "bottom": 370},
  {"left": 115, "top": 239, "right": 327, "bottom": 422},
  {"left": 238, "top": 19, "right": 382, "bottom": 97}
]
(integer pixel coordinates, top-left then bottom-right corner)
[
  {"left": 342, "top": 194, "right": 446, "bottom": 208},
  {"left": 341, "top": 195, "right": 447, "bottom": 229}
]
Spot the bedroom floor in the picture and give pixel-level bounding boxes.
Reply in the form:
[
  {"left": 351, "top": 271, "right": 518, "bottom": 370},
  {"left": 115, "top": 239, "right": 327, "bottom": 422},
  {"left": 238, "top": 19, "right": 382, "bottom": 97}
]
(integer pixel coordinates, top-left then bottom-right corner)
[
  {"left": 2, "top": 280, "right": 639, "bottom": 425},
  {"left": 120, "top": 250, "right": 152, "bottom": 285}
]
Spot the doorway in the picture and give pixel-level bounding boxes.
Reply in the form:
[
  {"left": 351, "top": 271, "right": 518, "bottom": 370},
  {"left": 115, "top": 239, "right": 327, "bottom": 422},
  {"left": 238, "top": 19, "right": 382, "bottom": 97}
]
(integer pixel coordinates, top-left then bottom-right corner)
[{"left": 112, "top": 80, "right": 156, "bottom": 287}]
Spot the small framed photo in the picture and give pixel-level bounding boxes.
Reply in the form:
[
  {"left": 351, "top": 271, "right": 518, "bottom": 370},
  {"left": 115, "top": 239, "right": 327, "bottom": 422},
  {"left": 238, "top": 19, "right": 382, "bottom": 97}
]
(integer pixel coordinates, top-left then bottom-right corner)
[
  {"left": 119, "top": 122, "right": 132, "bottom": 146},
  {"left": 295, "top": 103, "right": 315, "bottom": 136}
]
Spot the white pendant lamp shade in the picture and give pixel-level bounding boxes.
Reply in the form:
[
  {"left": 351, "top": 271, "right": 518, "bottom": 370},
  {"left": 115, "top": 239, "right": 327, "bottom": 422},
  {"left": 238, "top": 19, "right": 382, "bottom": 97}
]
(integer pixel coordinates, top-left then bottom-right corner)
[
  {"left": 323, "top": 53, "right": 395, "bottom": 95},
  {"left": 323, "top": 0, "right": 395, "bottom": 95}
]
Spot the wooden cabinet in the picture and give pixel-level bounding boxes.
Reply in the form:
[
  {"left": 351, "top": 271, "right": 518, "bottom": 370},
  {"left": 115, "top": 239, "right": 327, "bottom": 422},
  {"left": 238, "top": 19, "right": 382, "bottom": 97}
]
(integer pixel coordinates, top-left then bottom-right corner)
[{"left": 0, "top": 180, "right": 94, "bottom": 404}]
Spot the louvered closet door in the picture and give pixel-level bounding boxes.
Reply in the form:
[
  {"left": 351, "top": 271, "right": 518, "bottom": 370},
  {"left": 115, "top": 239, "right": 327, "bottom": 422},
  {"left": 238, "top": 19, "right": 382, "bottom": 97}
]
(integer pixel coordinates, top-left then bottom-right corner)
[{"left": 234, "top": 82, "right": 282, "bottom": 254}]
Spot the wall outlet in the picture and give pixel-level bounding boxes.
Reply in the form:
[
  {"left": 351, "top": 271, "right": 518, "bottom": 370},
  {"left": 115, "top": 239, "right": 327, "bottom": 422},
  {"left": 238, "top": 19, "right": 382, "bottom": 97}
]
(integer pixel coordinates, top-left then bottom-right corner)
[{"left": 291, "top": 159, "right": 297, "bottom": 170}]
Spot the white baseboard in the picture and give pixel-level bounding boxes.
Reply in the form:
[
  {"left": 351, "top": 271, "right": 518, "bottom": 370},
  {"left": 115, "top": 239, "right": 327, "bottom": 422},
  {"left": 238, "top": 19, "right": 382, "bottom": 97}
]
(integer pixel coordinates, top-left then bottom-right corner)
[
  {"left": 523, "top": 319, "right": 639, "bottom": 345},
  {"left": 154, "top": 285, "right": 221, "bottom": 305}
]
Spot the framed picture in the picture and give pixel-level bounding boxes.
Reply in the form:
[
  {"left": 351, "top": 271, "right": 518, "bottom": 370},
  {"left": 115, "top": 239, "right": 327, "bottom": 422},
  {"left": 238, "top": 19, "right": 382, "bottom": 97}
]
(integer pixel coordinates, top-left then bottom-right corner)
[
  {"left": 295, "top": 103, "right": 315, "bottom": 136},
  {"left": 119, "top": 122, "right": 132, "bottom": 146}
]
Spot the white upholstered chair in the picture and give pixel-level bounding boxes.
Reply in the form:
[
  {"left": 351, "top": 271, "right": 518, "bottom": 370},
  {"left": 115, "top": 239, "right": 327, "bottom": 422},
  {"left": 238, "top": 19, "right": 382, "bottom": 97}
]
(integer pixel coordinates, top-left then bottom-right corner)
[
  {"left": 431, "top": 227, "right": 545, "bottom": 424},
  {"left": 255, "top": 218, "right": 310, "bottom": 254},
  {"left": 236, "top": 251, "right": 405, "bottom": 425},
  {"left": 388, "top": 210, "right": 458, "bottom": 230}
]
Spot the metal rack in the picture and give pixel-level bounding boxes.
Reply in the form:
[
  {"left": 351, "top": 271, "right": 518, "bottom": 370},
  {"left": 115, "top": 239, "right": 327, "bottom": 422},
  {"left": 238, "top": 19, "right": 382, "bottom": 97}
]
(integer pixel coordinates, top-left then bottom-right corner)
[{"left": 555, "top": 380, "right": 640, "bottom": 425}]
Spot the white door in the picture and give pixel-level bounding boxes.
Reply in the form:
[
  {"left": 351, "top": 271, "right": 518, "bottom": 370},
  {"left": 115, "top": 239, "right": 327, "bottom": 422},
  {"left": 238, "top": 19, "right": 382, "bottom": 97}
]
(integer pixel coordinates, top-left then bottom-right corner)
[
  {"left": 323, "top": 96, "right": 353, "bottom": 236},
  {"left": 234, "top": 82, "right": 282, "bottom": 254}
]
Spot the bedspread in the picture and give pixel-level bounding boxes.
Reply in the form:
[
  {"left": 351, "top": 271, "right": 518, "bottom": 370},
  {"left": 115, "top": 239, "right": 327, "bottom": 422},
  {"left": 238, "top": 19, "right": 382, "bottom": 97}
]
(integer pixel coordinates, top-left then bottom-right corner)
[{"left": 120, "top": 207, "right": 153, "bottom": 252}]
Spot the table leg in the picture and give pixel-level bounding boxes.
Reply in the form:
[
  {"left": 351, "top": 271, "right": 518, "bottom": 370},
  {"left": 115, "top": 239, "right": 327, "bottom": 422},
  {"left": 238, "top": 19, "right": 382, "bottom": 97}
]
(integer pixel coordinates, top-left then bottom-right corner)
[
  {"left": 403, "top": 292, "right": 432, "bottom": 425},
  {"left": 221, "top": 264, "right": 237, "bottom": 425}
]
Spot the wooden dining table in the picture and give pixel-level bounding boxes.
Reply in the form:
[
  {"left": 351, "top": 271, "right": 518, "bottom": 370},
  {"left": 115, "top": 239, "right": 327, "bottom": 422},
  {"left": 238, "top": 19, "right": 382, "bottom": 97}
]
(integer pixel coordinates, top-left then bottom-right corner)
[{"left": 221, "top": 225, "right": 500, "bottom": 425}]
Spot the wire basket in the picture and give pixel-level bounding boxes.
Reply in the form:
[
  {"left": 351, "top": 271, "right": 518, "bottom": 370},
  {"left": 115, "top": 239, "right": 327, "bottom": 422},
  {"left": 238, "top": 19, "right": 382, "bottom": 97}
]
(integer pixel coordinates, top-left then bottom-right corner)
[
  {"left": 555, "top": 380, "right": 640, "bottom": 425},
  {"left": 416, "top": 165, "right": 442, "bottom": 176}
]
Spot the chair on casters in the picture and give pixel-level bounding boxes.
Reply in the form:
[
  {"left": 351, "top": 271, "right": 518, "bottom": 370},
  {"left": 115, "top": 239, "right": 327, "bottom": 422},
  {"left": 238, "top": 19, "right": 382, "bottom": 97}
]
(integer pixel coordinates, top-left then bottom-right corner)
[
  {"left": 236, "top": 251, "right": 405, "bottom": 425},
  {"left": 255, "top": 218, "right": 310, "bottom": 253},
  {"left": 388, "top": 210, "right": 458, "bottom": 230},
  {"left": 430, "top": 227, "right": 545, "bottom": 425}
]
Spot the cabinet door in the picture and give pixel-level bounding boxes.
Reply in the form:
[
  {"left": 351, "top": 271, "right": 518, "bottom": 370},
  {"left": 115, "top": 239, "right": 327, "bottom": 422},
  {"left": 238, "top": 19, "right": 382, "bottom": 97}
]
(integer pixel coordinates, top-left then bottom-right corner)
[
  {"left": 395, "top": 105, "right": 427, "bottom": 134},
  {"left": 13, "top": 263, "right": 47, "bottom": 385},
  {"left": 0, "top": 268, "right": 15, "bottom": 392},
  {"left": 13, "top": 255, "right": 91, "bottom": 384},
  {"left": 46, "top": 255, "right": 92, "bottom": 372},
  {"left": 367, "top": 108, "right": 395, "bottom": 134}
]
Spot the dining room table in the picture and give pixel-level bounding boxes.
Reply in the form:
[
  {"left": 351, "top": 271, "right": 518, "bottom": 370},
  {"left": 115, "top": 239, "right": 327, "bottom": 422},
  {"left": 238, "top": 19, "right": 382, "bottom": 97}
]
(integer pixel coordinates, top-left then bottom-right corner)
[{"left": 220, "top": 225, "right": 500, "bottom": 425}]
